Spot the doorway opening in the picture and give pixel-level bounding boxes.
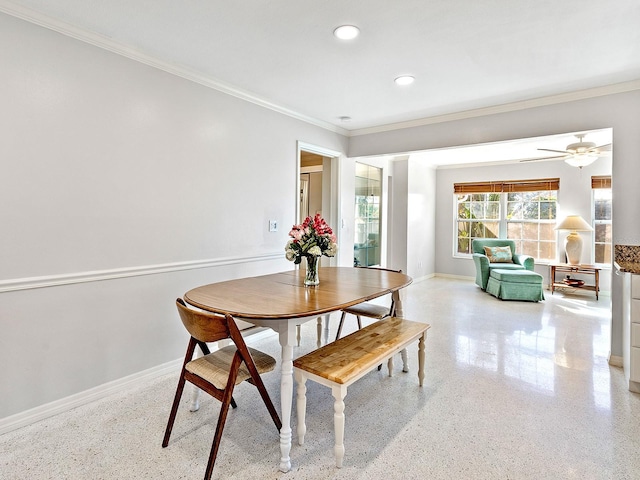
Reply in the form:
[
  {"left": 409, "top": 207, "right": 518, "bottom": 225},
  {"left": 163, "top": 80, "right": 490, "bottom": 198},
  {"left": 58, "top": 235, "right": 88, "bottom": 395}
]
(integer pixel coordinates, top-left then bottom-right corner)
[{"left": 296, "top": 141, "right": 342, "bottom": 266}]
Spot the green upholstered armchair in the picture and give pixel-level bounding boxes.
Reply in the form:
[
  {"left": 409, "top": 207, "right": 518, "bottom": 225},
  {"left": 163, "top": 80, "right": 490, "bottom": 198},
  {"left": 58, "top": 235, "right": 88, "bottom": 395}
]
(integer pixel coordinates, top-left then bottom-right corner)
[{"left": 472, "top": 239, "right": 535, "bottom": 290}]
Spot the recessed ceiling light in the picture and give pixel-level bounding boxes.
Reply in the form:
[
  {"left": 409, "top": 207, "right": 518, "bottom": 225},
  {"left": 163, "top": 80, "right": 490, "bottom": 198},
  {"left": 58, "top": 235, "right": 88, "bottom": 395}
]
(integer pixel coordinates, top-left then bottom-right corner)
[
  {"left": 338, "top": 116, "right": 352, "bottom": 123},
  {"left": 333, "top": 25, "right": 360, "bottom": 40},
  {"left": 394, "top": 75, "right": 415, "bottom": 86}
]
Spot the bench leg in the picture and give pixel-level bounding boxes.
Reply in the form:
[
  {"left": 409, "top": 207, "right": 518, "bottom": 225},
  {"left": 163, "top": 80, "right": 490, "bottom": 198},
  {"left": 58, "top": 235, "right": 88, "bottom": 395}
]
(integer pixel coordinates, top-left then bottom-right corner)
[
  {"left": 331, "top": 384, "right": 347, "bottom": 468},
  {"left": 418, "top": 333, "right": 426, "bottom": 387},
  {"left": 294, "top": 370, "right": 307, "bottom": 445}
]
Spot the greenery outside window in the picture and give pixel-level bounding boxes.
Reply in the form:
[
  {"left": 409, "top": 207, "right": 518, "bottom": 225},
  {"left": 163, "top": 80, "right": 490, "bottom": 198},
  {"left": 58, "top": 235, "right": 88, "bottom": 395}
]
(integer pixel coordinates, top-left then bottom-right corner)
[
  {"left": 592, "top": 176, "right": 612, "bottom": 265},
  {"left": 454, "top": 178, "right": 559, "bottom": 262},
  {"left": 456, "top": 193, "right": 500, "bottom": 254}
]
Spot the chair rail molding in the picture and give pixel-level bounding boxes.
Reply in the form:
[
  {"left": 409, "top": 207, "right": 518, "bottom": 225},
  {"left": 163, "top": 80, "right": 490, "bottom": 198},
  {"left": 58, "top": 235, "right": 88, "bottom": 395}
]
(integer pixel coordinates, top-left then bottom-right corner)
[{"left": 0, "top": 252, "right": 283, "bottom": 293}]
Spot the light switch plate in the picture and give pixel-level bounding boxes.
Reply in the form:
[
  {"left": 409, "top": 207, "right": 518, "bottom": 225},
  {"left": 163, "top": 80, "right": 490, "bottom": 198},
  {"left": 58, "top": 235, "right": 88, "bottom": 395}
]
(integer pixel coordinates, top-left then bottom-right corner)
[{"left": 269, "top": 220, "right": 278, "bottom": 232}]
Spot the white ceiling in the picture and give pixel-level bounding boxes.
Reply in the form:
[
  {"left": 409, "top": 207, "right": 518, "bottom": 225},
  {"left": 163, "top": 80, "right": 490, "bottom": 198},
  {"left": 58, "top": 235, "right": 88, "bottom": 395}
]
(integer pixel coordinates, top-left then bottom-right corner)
[
  {"left": 0, "top": 1, "right": 632, "bottom": 167},
  {"left": 2, "top": 0, "right": 639, "bottom": 135}
]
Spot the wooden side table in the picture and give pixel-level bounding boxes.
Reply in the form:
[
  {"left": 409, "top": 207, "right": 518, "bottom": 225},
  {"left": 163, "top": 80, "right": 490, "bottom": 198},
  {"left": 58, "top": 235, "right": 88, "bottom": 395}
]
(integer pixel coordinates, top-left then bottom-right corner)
[{"left": 549, "top": 264, "right": 600, "bottom": 300}]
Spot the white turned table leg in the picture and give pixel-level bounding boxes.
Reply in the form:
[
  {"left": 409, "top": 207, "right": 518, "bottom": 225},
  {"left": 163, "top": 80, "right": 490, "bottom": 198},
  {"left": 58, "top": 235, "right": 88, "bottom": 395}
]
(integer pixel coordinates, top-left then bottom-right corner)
[
  {"left": 295, "top": 370, "right": 307, "bottom": 445},
  {"left": 387, "top": 356, "right": 394, "bottom": 377},
  {"left": 323, "top": 314, "right": 330, "bottom": 345},
  {"left": 189, "top": 384, "right": 201, "bottom": 412},
  {"left": 401, "top": 348, "right": 409, "bottom": 373},
  {"left": 418, "top": 333, "right": 426, "bottom": 387},
  {"left": 189, "top": 347, "right": 203, "bottom": 411},
  {"left": 278, "top": 326, "right": 295, "bottom": 473},
  {"left": 316, "top": 317, "right": 322, "bottom": 348},
  {"left": 331, "top": 384, "right": 347, "bottom": 468}
]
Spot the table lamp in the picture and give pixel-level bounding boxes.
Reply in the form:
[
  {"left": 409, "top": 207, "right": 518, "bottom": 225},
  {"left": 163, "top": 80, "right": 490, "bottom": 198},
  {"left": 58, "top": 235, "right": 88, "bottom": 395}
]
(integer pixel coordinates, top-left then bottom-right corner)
[{"left": 554, "top": 215, "right": 593, "bottom": 265}]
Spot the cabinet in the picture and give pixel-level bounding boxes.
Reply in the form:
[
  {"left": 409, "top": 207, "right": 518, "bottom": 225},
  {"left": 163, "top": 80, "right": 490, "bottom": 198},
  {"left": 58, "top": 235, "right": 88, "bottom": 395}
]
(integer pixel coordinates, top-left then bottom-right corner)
[{"left": 622, "top": 273, "right": 640, "bottom": 393}]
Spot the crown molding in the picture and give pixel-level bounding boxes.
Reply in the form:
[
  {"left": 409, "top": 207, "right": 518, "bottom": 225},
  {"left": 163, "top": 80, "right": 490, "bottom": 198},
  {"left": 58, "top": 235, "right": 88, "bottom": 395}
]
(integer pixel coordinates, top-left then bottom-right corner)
[
  {"left": 0, "top": 1, "right": 349, "bottom": 136},
  {"left": 349, "top": 79, "right": 640, "bottom": 137},
  {"left": 3, "top": 1, "right": 639, "bottom": 140}
]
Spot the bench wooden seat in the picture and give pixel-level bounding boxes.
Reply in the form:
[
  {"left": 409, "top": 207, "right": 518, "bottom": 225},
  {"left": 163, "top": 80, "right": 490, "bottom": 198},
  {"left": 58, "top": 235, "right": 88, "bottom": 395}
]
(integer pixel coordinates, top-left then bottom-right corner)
[{"left": 293, "top": 317, "right": 431, "bottom": 468}]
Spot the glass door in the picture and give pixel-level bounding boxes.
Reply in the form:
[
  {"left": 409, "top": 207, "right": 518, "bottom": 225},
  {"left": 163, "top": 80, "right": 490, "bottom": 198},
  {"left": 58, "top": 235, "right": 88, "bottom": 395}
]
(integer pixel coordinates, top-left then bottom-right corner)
[{"left": 354, "top": 163, "right": 382, "bottom": 267}]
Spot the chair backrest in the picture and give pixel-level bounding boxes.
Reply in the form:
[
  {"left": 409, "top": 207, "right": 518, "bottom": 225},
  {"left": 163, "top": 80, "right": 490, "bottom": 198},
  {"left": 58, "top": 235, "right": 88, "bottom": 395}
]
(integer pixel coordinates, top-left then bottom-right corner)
[
  {"left": 176, "top": 298, "right": 232, "bottom": 344},
  {"left": 355, "top": 266, "right": 401, "bottom": 314},
  {"left": 471, "top": 238, "right": 516, "bottom": 257}
]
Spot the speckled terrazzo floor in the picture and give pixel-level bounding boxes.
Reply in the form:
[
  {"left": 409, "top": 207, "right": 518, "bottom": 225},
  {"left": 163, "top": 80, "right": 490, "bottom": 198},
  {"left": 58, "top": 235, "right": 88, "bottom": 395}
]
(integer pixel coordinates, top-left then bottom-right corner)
[{"left": 2, "top": 277, "right": 639, "bottom": 479}]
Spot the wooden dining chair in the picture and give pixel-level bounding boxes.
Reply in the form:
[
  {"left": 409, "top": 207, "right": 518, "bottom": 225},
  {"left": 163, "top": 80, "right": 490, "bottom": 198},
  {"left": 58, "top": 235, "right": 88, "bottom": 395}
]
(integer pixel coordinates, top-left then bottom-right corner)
[
  {"left": 163, "top": 298, "right": 282, "bottom": 480},
  {"left": 335, "top": 267, "right": 401, "bottom": 341}
]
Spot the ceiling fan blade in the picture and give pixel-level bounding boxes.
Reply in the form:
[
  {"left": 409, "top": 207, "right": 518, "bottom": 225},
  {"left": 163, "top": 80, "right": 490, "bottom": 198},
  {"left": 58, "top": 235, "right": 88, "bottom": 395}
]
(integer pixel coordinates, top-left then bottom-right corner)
[
  {"left": 537, "top": 148, "right": 571, "bottom": 154},
  {"left": 519, "top": 155, "right": 567, "bottom": 163},
  {"left": 591, "top": 143, "right": 612, "bottom": 152}
]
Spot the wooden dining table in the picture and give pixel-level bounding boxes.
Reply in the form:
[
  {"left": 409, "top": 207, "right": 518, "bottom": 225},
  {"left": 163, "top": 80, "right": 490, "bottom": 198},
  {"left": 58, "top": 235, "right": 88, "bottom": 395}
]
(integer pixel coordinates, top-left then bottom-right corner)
[{"left": 184, "top": 266, "right": 413, "bottom": 472}]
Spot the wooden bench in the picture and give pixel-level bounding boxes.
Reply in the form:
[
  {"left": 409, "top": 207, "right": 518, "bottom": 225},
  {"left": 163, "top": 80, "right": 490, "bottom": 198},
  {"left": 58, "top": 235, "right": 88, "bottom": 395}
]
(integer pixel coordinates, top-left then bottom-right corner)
[{"left": 292, "top": 316, "right": 431, "bottom": 468}]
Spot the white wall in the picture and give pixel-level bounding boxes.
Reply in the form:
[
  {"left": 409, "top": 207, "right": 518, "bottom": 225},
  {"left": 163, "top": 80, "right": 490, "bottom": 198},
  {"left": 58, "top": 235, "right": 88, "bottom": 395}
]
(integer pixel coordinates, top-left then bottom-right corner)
[
  {"left": 349, "top": 88, "right": 640, "bottom": 360},
  {"left": 0, "top": 13, "right": 347, "bottom": 419},
  {"left": 389, "top": 159, "right": 409, "bottom": 272},
  {"left": 407, "top": 158, "right": 437, "bottom": 280}
]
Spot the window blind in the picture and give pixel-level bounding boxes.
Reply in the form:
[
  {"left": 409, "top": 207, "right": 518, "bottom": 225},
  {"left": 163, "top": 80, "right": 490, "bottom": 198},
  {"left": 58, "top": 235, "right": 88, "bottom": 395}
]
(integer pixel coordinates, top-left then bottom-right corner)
[
  {"left": 453, "top": 178, "right": 560, "bottom": 194},
  {"left": 591, "top": 175, "right": 611, "bottom": 189}
]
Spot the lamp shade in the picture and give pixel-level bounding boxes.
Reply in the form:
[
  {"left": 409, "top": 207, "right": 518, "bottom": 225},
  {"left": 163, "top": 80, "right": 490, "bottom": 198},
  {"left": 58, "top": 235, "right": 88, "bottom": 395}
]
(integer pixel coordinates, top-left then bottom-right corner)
[
  {"left": 555, "top": 215, "right": 593, "bottom": 265},
  {"left": 554, "top": 215, "right": 593, "bottom": 232}
]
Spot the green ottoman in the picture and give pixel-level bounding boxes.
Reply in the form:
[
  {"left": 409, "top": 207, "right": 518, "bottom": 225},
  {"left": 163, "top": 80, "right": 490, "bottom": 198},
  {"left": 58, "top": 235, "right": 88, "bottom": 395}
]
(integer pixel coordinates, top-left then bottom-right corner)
[{"left": 486, "top": 269, "right": 545, "bottom": 302}]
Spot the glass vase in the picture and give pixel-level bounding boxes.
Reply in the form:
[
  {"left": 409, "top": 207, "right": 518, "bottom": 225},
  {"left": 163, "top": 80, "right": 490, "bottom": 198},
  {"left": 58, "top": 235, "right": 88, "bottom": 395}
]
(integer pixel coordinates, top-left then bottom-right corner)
[{"left": 304, "top": 255, "right": 320, "bottom": 286}]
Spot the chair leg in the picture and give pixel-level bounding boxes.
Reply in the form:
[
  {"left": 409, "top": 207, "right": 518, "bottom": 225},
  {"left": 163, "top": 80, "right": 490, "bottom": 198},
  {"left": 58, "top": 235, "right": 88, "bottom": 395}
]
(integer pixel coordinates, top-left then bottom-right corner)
[
  {"left": 204, "top": 388, "right": 235, "bottom": 480},
  {"left": 203, "top": 355, "right": 242, "bottom": 480},
  {"left": 356, "top": 315, "right": 362, "bottom": 330},
  {"left": 162, "top": 374, "right": 187, "bottom": 447},
  {"left": 335, "top": 311, "right": 347, "bottom": 341},
  {"left": 254, "top": 373, "right": 283, "bottom": 431}
]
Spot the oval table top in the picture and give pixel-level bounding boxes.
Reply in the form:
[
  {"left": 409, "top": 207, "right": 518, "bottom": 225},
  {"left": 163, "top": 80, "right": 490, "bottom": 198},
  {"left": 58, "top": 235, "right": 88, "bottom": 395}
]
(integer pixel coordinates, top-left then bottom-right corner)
[{"left": 184, "top": 266, "right": 412, "bottom": 320}]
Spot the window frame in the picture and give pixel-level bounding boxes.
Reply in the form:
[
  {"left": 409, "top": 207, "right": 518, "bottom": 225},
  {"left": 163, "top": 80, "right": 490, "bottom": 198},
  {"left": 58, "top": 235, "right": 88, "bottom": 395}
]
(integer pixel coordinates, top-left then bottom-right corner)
[{"left": 591, "top": 176, "right": 612, "bottom": 267}]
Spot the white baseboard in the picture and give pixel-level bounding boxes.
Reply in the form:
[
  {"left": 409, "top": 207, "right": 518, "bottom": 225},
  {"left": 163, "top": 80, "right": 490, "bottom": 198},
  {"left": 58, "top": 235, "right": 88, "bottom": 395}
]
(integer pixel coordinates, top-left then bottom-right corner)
[
  {"left": 433, "top": 273, "right": 475, "bottom": 282},
  {"left": 0, "top": 327, "right": 276, "bottom": 436},
  {"left": 609, "top": 355, "right": 623, "bottom": 368},
  {"left": 409, "top": 273, "right": 436, "bottom": 283},
  {"left": 0, "top": 357, "right": 182, "bottom": 436}
]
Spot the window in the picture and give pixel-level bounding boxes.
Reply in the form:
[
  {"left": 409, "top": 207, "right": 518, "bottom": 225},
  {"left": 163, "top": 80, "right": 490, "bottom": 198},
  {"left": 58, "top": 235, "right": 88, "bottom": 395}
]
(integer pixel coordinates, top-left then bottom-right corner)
[
  {"left": 506, "top": 191, "right": 557, "bottom": 260},
  {"left": 592, "top": 176, "right": 612, "bottom": 265},
  {"left": 454, "top": 178, "right": 559, "bottom": 261}
]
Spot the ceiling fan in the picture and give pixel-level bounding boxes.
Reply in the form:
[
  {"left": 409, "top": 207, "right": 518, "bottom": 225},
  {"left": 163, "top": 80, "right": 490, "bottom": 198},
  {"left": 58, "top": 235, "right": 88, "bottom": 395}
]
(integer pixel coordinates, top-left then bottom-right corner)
[{"left": 520, "top": 134, "right": 612, "bottom": 168}]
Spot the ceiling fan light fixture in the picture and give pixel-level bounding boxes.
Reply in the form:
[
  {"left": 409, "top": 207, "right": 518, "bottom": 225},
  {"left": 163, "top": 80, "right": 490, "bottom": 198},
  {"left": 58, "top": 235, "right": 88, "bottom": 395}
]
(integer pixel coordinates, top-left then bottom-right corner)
[
  {"left": 333, "top": 25, "right": 360, "bottom": 40},
  {"left": 564, "top": 153, "right": 598, "bottom": 168}
]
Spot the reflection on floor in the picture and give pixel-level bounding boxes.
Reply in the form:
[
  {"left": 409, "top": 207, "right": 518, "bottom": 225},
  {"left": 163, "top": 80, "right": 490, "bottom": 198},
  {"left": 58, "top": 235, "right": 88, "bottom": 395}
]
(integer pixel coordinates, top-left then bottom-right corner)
[{"left": 2, "top": 277, "right": 639, "bottom": 479}]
